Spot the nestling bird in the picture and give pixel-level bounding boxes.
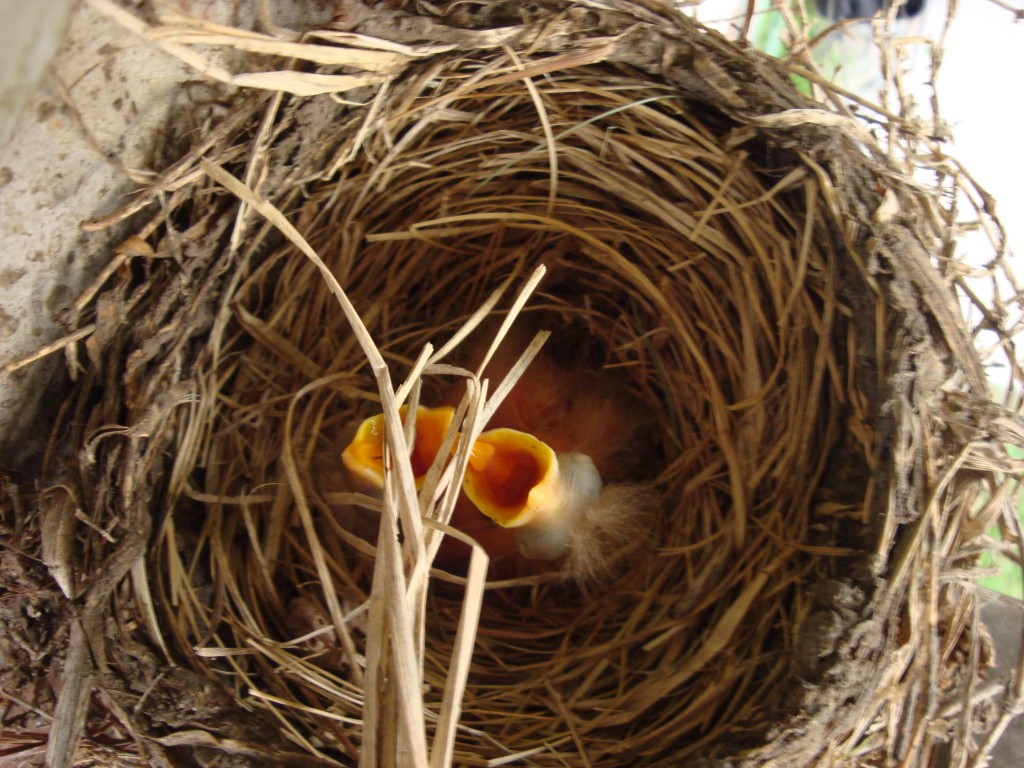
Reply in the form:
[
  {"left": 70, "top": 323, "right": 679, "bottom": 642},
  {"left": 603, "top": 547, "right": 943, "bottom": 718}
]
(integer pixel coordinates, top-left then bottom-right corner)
[
  {"left": 456, "top": 321, "right": 662, "bottom": 579},
  {"left": 337, "top": 405, "right": 523, "bottom": 562},
  {"left": 461, "top": 322, "right": 659, "bottom": 484},
  {"left": 460, "top": 427, "right": 602, "bottom": 561},
  {"left": 340, "top": 320, "right": 662, "bottom": 582}
]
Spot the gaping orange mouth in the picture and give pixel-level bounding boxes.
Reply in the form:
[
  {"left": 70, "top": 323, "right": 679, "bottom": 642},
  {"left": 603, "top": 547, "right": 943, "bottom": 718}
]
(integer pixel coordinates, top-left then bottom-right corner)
[
  {"left": 462, "top": 429, "right": 558, "bottom": 528},
  {"left": 341, "top": 406, "right": 455, "bottom": 489},
  {"left": 342, "top": 409, "right": 565, "bottom": 531}
]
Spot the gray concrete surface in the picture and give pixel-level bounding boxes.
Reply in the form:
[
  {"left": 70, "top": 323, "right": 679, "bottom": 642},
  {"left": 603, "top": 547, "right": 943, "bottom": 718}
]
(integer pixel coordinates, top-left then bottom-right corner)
[
  {"left": 0, "top": 0, "right": 335, "bottom": 467},
  {"left": 0, "top": 0, "right": 194, "bottom": 467},
  {"left": 0, "top": 0, "right": 77, "bottom": 149}
]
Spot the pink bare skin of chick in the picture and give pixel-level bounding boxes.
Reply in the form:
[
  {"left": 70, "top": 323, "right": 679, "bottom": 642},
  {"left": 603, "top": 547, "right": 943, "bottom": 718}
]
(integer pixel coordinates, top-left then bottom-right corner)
[{"left": 437, "top": 324, "right": 660, "bottom": 579}]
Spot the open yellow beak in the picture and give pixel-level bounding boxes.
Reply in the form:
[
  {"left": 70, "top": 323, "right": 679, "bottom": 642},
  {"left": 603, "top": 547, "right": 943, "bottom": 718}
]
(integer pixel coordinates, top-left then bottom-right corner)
[
  {"left": 341, "top": 406, "right": 455, "bottom": 489},
  {"left": 461, "top": 428, "right": 563, "bottom": 529},
  {"left": 342, "top": 408, "right": 603, "bottom": 562}
]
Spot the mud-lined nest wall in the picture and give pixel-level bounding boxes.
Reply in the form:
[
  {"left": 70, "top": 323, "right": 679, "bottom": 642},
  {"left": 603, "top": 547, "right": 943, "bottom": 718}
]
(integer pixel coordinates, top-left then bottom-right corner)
[{"left": 12, "top": 2, "right": 1024, "bottom": 767}]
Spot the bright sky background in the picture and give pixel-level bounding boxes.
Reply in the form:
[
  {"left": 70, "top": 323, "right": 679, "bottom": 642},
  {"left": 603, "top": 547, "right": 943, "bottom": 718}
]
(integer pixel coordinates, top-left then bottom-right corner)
[
  {"left": 686, "top": 0, "right": 1023, "bottom": 390},
  {"left": 938, "top": 2, "right": 1023, "bottom": 260}
]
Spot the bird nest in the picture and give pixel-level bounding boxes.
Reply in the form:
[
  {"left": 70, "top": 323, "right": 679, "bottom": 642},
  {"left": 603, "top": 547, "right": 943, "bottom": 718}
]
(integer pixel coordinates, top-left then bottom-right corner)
[{"left": 14, "top": 1, "right": 1024, "bottom": 767}]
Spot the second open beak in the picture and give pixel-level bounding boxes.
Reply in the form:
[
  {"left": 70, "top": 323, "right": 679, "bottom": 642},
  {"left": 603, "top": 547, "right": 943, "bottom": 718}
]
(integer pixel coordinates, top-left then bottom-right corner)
[{"left": 461, "top": 428, "right": 564, "bottom": 529}]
